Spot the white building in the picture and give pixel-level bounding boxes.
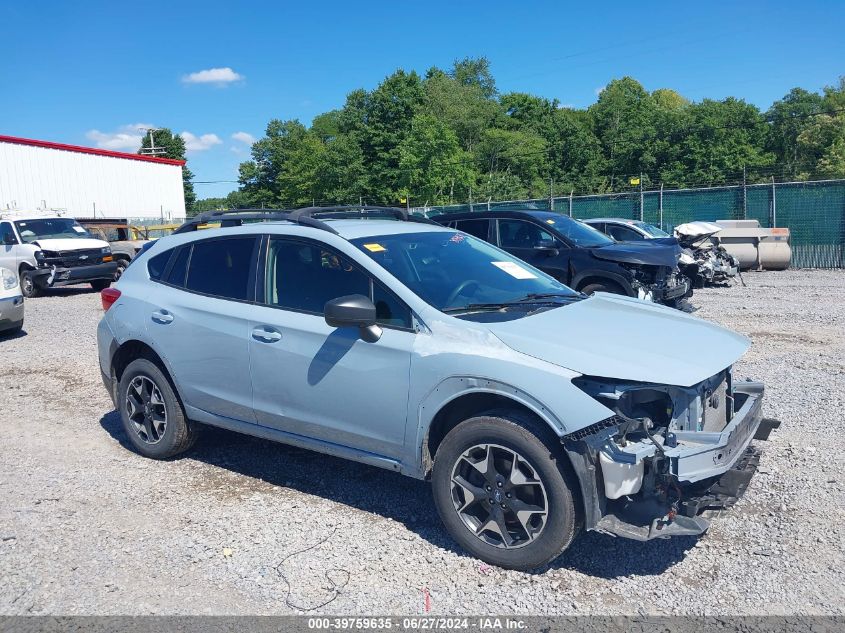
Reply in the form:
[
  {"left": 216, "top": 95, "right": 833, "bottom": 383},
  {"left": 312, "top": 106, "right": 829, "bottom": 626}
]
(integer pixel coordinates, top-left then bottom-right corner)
[{"left": 0, "top": 134, "right": 186, "bottom": 222}]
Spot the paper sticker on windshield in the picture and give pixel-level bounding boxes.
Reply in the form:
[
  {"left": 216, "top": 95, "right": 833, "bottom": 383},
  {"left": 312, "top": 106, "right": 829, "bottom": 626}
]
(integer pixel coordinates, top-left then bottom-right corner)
[
  {"left": 546, "top": 219, "right": 555, "bottom": 224},
  {"left": 363, "top": 243, "right": 387, "bottom": 252},
  {"left": 72, "top": 226, "right": 86, "bottom": 233},
  {"left": 492, "top": 261, "right": 537, "bottom": 279}
]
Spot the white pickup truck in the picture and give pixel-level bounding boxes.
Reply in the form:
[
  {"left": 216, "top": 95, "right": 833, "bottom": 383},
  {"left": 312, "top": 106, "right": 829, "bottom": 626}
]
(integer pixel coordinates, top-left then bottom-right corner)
[{"left": 0, "top": 214, "right": 118, "bottom": 297}]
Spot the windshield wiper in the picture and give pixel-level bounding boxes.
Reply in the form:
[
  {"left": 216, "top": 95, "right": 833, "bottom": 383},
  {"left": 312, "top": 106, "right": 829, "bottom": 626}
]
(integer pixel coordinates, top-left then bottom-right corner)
[{"left": 443, "top": 293, "right": 578, "bottom": 314}]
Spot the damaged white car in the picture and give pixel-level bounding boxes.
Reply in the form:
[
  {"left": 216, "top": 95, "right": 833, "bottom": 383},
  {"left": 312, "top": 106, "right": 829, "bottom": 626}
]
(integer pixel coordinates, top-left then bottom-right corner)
[{"left": 674, "top": 221, "right": 740, "bottom": 287}]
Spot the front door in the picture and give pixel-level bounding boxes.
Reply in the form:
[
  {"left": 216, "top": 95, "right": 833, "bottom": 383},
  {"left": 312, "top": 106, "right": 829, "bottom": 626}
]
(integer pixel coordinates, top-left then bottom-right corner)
[
  {"left": 249, "top": 237, "right": 414, "bottom": 459},
  {"left": 0, "top": 222, "right": 20, "bottom": 274}
]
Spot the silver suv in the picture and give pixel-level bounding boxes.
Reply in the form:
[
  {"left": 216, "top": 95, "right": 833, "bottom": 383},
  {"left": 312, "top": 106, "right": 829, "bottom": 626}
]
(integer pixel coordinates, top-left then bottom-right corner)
[{"left": 97, "top": 207, "right": 778, "bottom": 570}]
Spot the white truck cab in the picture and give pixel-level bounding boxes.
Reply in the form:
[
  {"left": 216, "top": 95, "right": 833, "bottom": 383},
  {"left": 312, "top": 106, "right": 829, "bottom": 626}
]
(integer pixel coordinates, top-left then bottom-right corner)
[{"left": 0, "top": 213, "right": 118, "bottom": 297}]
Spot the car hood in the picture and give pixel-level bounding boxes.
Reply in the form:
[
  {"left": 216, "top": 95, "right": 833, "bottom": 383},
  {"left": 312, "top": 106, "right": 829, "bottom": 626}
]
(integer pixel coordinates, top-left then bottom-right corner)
[
  {"left": 486, "top": 293, "right": 749, "bottom": 387},
  {"left": 674, "top": 221, "right": 723, "bottom": 240},
  {"left": 589, "top": 242, "right": 680, "bottom": 267},
  {"left": 32, "top": 237, "right": 109, "bottom": 251}
]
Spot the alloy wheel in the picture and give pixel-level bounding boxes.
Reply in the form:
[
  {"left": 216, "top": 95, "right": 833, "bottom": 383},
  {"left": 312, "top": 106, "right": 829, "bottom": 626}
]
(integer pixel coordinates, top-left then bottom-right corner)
[
  {"left": 450, "top": 443, "right": 548, "bottom": 549},
  {"left": 125, "top": 375, "right": 168, "bottom": 444}
]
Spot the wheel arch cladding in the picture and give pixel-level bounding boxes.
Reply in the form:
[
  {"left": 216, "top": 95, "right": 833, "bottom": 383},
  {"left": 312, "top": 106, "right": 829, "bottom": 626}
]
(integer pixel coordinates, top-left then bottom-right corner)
[
  {"left": 112, "top": 340, "right": 171, "bottom": 386},
  {"left": 573, "top": 271, "right": 631, "bottom": 295}
]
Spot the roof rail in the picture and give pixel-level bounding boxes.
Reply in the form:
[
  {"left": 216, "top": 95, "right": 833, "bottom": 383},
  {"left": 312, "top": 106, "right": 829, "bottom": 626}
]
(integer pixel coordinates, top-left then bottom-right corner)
[
  {"left": 173, "top": 205, "right": 438, "bottom": 235},
  {"left": 173, "top": 209, "right": 339, "bottom": 235}
]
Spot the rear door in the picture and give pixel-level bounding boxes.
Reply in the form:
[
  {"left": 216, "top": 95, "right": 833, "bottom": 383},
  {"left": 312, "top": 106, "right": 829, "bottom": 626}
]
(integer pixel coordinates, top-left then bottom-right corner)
[
  {"left": 145, "top": 236, "right": 259, "bottom": 423},
  {"left": 495, "top": 218, "right": 572, "bottom": 284},
  {"left": 248, "top": 236, "right": 414, "bottom": 459}
]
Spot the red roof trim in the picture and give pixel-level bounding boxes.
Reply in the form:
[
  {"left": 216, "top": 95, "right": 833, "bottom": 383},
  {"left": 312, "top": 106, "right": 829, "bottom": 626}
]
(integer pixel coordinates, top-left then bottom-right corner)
[{"left": 0, "top": 134, "right": 186, "bottom": 166}]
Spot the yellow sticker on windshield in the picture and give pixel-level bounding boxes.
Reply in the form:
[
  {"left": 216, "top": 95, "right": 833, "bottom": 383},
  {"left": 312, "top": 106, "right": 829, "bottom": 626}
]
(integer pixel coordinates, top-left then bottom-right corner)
[{"left": 363, "top": 243, "right": 387, "bottom": 252}]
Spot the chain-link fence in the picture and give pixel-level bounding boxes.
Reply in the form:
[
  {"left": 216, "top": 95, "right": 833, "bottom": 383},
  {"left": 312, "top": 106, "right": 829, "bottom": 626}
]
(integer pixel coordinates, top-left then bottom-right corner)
[{"left": 417, "top": 179, "right": 845, "bottom": 269}]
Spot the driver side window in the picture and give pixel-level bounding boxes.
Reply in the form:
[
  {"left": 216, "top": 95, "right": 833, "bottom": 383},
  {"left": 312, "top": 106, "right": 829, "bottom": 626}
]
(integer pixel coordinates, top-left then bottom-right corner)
[
  {"left": 497, "top": 219, "right": 554, "bottom": 249},
  {"left": 266, "top": 239, "right": 413, "bottom": 329},
  {"left": 606, "top": 224, "right": 644, "bottom": 241},
  {"left": 1, "top": 222, "right": 17, "bottom": 245}
]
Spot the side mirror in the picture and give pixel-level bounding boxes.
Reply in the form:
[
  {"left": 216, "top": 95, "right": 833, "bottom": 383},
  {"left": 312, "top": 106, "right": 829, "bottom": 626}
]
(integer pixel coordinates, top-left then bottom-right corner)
[
  {"left": 324, "top": 294, "right": 382, "bottom": 342},
  {"left": 3, "top": 233, "right": 16, "bottom": 245},
  {"left": 534, "top": 240, "right": 559, "bottom": 256}
]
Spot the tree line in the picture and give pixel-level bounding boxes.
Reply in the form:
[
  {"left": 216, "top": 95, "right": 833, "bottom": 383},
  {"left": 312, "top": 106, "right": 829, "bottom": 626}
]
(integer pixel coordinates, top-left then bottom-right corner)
[{"left": 189, "top": 57, "right": 845, "bottom": 213}]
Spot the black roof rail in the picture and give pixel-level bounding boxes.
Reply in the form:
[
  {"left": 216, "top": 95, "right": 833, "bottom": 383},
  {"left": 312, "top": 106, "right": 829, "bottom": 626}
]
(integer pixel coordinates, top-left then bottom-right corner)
[
  {"left": 173, "top": 209, "right": 339, "bottom": 235},
  {"left": 173, "top": 204, "right": 439, "bottom": 235}
]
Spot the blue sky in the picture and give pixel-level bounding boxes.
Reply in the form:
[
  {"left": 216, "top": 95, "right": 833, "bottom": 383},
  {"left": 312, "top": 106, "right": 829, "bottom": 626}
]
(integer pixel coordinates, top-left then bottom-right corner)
[{"left": 2, "top": 1, "right": 843, "bottom": 198}]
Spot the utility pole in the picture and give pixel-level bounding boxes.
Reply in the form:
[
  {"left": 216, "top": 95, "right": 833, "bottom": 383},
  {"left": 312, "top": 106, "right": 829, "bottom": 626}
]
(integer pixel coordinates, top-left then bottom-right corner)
[
  {"left": 639, "top": 173, "right": 644, "bottom": 222},
  {"left": 659, "top": 183, "right": 664, "bottom": 230},
  {"left": 771, "top": 176, "right": 777, "bottom": 227},
  {"left": 139, "top": 128, "right": 166, "bottom": 157}
]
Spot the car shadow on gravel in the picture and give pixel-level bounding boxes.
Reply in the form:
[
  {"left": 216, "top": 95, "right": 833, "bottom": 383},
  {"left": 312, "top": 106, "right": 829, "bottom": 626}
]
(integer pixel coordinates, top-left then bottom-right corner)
[{"left": 99, "top": 410, "right": 699, "bottom": 578}]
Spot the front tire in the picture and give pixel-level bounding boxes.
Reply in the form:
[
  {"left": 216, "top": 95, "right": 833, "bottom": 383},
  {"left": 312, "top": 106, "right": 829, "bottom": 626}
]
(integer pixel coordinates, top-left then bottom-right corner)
[
  {"left": 579, "top": 280, "right": 625, "bottom": 296},
  {"left": 117, "top": 358, "right": 197, "bottom": 459},
  {"left": 20, "top": 271, "right": 39, "bottom": 298},
  {"left": 432, "top": 412, "right": 578, "bottom": 571}
]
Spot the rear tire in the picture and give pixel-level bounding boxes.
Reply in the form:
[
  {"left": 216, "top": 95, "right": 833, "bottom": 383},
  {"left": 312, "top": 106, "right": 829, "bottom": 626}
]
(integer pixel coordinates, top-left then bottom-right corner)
[
  {"left": 431, "top": 411, "right": 578, "bottom": 571},
  {"left": 579, "top": 280, "right": 625, "bottom": 296},
  {"left": 117, "top": 358, "right": 197, "bottom": 459},
  {"left": 91, "top": 279, "right": 111, "bottom": 291}
]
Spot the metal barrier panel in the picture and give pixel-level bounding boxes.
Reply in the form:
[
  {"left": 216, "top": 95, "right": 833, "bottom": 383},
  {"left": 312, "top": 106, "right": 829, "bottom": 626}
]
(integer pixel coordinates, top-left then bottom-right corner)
[{"left": 416, "top": 179, "right": 845, "bottom": 269}]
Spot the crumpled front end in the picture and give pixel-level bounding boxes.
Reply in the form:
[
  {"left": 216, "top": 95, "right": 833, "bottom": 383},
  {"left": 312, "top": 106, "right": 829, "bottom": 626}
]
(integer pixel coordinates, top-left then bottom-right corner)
[{"left": 563, "top": 370, "right": 778, "bottom": 541}]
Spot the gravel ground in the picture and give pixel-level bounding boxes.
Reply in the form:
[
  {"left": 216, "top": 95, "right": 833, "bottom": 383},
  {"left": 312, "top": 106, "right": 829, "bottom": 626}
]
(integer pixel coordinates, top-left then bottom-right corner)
[{"left": 1, "top": 270, "right": 843, "bottom": 616}]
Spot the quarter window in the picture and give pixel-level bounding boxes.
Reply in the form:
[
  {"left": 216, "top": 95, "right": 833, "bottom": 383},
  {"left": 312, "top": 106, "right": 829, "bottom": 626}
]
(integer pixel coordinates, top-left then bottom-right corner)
[
  {"left": 165, "top": 246, "right": 190, "bottom": 287},
  {"left": 185, "top": 237, "right": 256, "bottom": 300},
  {"left": 147, "top": 250, "right": 172, "bottom": 280}
]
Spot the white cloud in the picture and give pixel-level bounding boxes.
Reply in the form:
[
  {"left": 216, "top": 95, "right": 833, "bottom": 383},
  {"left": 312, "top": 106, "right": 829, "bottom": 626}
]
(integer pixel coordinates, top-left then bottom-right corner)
[
  {"left": 594, "top": 85, "right": 605, "bottom": 96},
  {"left": 231, "top": 131, "right": 256, "bottom": 145},
  {"left": 182, "top": 67, "right": 243, "bottom": 85},
  {"left": 181, "top": 131, "right": 222, "bottom": 152},
  {"left": 85, "top": 123, "right": 156, "bottom": 151}
]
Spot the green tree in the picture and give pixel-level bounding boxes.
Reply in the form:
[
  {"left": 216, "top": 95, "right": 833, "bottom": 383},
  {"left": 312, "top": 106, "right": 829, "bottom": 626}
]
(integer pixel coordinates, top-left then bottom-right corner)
[
  {"left": 589, "top": 77, "right": 660, "bottom": 188},
  {"left": 138, "top": 128, "right": 196, "bottom": 213},
  {"left": 399, "top": 114, "right": 475, "bottom": 206},
  {"left": 767, "top": 88, "right": 826, "bottom": 178}
]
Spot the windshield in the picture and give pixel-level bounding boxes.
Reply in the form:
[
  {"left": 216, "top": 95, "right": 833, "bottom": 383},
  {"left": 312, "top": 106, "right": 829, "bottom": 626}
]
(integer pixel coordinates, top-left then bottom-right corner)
[
  {"left": 543, "top": 216, "right": 615, "bottom": 248},
  {"left": 14, "top": 218, "right": 90, "bottom": 243},
  {"left": 351, "top": 231, "right": 578, "bottom": 313},
  {"left": 634, "top": 221, "right": 670, "bottom": 237}
]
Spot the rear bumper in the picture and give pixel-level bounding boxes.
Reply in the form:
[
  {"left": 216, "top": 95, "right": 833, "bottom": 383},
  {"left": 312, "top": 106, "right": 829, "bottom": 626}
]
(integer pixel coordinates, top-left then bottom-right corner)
[
  {"left": 0, "top": 295, "right": 25, "bottom": 330},
  {"left": 32, "top": 261, "right": 118, "bottom": 287}
]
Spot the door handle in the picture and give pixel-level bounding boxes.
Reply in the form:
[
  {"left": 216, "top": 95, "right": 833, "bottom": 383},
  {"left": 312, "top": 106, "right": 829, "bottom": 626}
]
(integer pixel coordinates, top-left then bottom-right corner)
[
  {"left": 151, "top": 310, "right": 174, "bottom": 324},
  {"left": 252, "top": 327, "right": 282, "bottom": 343}
]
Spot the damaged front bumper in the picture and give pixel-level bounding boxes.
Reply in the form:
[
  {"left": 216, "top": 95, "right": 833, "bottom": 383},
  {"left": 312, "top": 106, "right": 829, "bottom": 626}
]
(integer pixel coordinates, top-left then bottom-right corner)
[
  {"left": 30, "top": 261, "right": 118, "bottom": 288},
  {"left": 564, "top": 378, "right": 779, "bottom": 541}
]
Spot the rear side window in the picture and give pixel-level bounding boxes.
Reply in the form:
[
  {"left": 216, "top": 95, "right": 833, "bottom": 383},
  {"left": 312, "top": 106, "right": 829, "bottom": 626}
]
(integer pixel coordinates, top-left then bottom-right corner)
[
  {"left": 147, "top": 250, "right": 172, "bottom": 280},
  {"left": 185, "top": 237, "right": 257, "bottom": 301},
  {"left": 455, "top": 219, "right": 491, "bottom": 241}
]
